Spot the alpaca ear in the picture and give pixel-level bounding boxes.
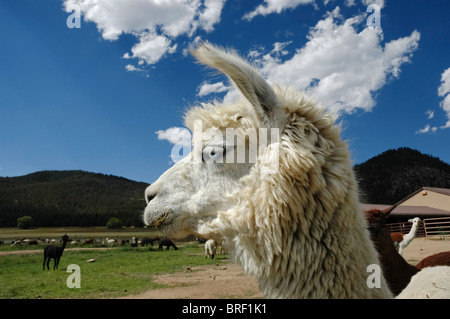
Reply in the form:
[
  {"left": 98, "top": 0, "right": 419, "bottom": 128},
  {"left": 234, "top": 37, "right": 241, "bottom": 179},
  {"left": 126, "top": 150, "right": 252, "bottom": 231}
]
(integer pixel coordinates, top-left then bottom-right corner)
[
  {"left": 191, "top": 42, "right": 283, "bottom": 129},
  {"left": 381, "top": 205, "right": 396, "bottom": 217}
]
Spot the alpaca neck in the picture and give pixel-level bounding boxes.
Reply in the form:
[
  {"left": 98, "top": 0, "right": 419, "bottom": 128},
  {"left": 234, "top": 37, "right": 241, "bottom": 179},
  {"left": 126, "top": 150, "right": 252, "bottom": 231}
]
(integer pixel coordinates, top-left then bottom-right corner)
[
  {"left": 230, "top": 205, "right": 393, "bottom": 299},
  {"left": 372, "top": 225, "right": 419, "bottom": 295},
  {"left": 60, "top": 240, "right": 67, "bottom": 253},
  {"left": 257, "top": 223, "right": 391, "bottom": 298},
  {"left": 402, "top": 223, "right": 418, "bottom": 244}
]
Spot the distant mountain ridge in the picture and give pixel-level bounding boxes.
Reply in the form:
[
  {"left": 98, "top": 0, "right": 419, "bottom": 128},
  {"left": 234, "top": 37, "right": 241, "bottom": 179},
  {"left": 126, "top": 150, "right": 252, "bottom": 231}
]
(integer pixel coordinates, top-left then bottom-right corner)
[
  {"left": 0, "top": 170, "right": 148, "bottom": 227},
  {"left": 354, "top": 147, "right": 450, "bottom": 204}
]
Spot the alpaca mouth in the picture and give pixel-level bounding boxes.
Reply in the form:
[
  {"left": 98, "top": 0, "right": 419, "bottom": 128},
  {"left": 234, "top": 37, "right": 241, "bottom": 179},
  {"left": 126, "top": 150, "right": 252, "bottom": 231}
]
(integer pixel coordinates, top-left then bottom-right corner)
[{"left": 150, "top": 212, "right": 170, "bottom": 228}]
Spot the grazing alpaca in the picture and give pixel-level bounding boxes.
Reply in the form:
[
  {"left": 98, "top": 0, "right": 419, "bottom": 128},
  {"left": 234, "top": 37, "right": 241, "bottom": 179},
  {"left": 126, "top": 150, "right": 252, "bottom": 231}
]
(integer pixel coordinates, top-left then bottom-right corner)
[
  {"left": 83, "top": 238, "right": 96, "bottom": 245},
  {"left": 11, "top": 239, "right": 23, "bottom": 246},
  {"left": 105, "top": 238, "right": 117, "bottom": 246},
  {"left": 391, "top": 217, "right": 421, "bottom": 255},
  {"left": 140, "top": 237, "right": 154, "bottom": 246},
  {"left": 218, "top": 240, "right": 228, "bottom": 255},
  {"left": 143, "top": 43, "right": 391, "bottom": 298},
  {"left": 205, "top": 239, "right": 216, "bottom": 259},
  {"left": 130, "top": 237, "right": 138, "bottom": 247},
  {"left": 158, "top": 238, "right": 178, "bottom": 251},
  {"left": 43, "top": 234, "right": 69, "bottom": 270}
]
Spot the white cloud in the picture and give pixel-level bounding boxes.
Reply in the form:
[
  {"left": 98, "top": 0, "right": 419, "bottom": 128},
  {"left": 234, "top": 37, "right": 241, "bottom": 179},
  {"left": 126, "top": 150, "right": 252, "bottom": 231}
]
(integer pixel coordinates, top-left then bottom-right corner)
[
  {"left": 437, "top": 67, "right": 450, "bottom": 129},
  {"left": 125, "top": 64, "right": 143, "bottom": 72},
  {"left": 156, "top": 127, "right": 192, "bottom": 146},
  {"left": 243, "top": 0, "right": 315, "bottom": 21},
  {"left": 65, "top": 0, "right": 197, "bottom": 39},
  {"left": 195, "top": 0, "right": 227, "bottom": 32},
  {"left": 416, "top": 124, "right": 430, "bottom": 134},
  {"left": 198, "top": 7, "right": 420, "bottom": 115},
  {"left": 439, "top": 95, "right": 450, "bottom": 129},
  {"left": 438, "top": 67, "right": 450, "bottom": 97},
  {"left": 416, "top": 124, "right": 437, "bottom": 134},
  {"left": 156, "top": 127, "right": 192, "bottom": 163},
  {"left": 197, "top": 81, "right": 229, "bottom": 97},
  {"left": 248, "top": 8, "right": 420, "bottom": 115},
  {"left": 128, "top": 32, "right": 177, "bottom": 65},
  {"left": 271, "top": 41, "right": 292, "bottom": 56},
  {"left": 362, "top": 0, "right": 385, "bottom": 9},
  {"left": 243, "top": 0, "right": 385, "bottom": 21},
  {"left": 416, "top": 67, "right": 450, "bottom": 133},
  {"left": 63, "top": 0, "right": 225, "bottom": 66}
]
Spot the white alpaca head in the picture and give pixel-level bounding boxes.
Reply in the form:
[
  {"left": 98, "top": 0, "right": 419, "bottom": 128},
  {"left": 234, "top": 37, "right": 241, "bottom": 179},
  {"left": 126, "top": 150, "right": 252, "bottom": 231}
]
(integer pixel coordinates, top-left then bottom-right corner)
[
  {"left": 144, "top": 43, "right": 290, "bottom": 237},
  {"left": 144, "top": 43, "right": 345, "bottom": 240},
  {"left": 408, "top": 217, "right": 421, "bottom": 226}
]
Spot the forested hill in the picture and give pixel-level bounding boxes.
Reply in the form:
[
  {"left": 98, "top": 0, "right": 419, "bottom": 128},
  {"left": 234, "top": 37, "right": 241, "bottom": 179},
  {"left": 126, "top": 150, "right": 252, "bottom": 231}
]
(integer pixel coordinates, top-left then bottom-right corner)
[
  {"left": 354, "top": 147, "right": 450, "bottom": 205},
  {"left": 0, "top": 170, "right": 148, "bottom": 227}
]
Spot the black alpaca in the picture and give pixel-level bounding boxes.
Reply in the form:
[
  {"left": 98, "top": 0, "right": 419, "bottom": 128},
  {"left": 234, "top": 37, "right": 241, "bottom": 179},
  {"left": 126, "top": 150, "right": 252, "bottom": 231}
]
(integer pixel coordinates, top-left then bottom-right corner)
[
  {"left": 158, "top": 238, "right": 178, "bottom": 251},
  {"left": 43, "top": 234, "right": 70, "bottom": 270},
  {"left": 140, "top": 237, "right": 154, "bottom": 246}
]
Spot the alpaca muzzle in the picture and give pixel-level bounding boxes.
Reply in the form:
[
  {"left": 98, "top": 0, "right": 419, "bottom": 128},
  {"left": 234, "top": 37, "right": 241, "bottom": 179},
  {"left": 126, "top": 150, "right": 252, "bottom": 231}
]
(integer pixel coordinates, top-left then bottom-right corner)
[{"left": 150, "top": 212, "right": 170, "bottom": 228}]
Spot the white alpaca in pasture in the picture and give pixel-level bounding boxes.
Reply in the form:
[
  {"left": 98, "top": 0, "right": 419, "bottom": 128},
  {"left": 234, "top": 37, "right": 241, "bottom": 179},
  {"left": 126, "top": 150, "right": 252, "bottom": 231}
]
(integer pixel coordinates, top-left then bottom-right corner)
[
  {"left": 105, "top": 238, "right": 117, "bottom": 246},
  {"left": 205, "top": 239, "right": 217, "bottom": 259},
  {"left": 143, "top": 43, "right": 392, "bottom": 298}
]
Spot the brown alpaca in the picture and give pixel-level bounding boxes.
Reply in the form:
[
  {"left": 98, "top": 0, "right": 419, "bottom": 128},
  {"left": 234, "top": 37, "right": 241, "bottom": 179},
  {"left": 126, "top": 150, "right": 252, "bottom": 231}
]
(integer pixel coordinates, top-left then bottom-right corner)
[
  {"left": 416, "top": 251, "right": 450, "bottom": 270},
  {"left": 390, "top": 232, "right": 404, "bottom": 244},
  {"left": 365, "top": 208, "right": 418, "bottom": 295},
  {"left": 366, "top": 208, "right": 450, "bottom": 295}
]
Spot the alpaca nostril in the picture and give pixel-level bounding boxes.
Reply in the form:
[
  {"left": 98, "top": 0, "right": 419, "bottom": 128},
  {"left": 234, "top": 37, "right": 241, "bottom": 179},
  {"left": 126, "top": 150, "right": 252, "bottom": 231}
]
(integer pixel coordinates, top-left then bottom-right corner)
[
  {"left": 146, "top": 194, "right": 156, "bottom": 203},
  {"left": 145, "top": 184, "right": 158, "bottom": 204}
]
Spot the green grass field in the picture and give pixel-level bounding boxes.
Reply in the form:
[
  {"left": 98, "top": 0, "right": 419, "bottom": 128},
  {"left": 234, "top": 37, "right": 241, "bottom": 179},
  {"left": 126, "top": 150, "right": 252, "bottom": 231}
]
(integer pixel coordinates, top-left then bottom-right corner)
[{"left": 0, "top": 228, "right": 227, "bottom": 299}]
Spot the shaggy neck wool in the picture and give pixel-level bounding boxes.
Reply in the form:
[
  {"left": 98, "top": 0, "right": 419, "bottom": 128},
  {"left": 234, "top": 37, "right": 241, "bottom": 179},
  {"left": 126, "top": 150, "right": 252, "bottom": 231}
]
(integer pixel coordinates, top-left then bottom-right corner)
[{"left": 201, "top": 89, "right": 392, "bottom": 298}]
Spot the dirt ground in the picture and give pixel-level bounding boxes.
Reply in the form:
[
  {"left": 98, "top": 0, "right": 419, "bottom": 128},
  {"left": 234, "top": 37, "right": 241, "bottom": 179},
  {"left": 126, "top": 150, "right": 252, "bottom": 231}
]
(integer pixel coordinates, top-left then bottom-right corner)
[
  {"left": 121, "top": 238, "right": 450, "bottom": 299},
  {"left": 121, "top": 262, "right": 264, "bottom": 299}
]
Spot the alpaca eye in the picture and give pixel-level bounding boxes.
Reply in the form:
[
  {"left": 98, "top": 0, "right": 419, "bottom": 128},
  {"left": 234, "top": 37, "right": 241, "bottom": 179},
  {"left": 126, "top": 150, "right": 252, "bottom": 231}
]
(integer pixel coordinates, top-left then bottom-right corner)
[{"left": 202, "top": 146, "right": 226, "bottom": 163}]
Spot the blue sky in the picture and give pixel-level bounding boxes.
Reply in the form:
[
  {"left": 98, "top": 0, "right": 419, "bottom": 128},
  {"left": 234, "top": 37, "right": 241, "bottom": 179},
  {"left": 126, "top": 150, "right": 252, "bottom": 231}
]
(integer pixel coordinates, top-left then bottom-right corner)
[{"left": 1, "top": 0, "right": 450, "bottom": 184}]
